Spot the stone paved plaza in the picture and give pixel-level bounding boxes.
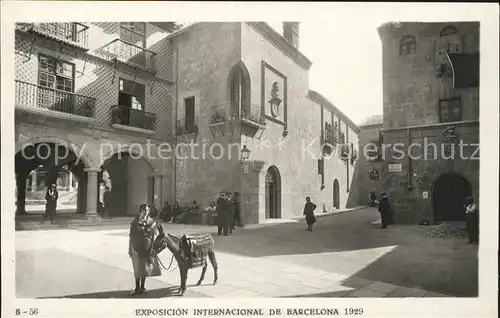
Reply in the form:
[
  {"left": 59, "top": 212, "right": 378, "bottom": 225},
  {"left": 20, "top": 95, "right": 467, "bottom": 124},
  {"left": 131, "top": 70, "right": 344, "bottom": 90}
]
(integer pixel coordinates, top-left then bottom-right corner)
[{"left": 16, "top": 207, "right": 478, "bottom": 298}]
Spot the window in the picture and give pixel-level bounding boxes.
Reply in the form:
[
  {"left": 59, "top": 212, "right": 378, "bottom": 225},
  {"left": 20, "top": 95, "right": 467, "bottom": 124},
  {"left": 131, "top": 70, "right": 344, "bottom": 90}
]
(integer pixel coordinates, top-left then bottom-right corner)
[
  {"left": 229, "top": 66, "right": 249, "bottom": 118},
  {"left": 120, "top": 22, "right": 146, "bottom": 47},
  {"left": 400, "top": 35, "right": 416, "bottom": 55},
  {"left": 118, "top": 78, "right": 145, "bottom": 111},
  {"left": 184, "top": 96, "right": 196, "bottom": 132},
  {"left": 440, "top": 26, "right": 457, "bottom": 37},
  {"left": 38, "top": 54, "right": 75, "bottom": 92},
  {"left": 439, "top": 98, "right": 461, "bottom": 123}
]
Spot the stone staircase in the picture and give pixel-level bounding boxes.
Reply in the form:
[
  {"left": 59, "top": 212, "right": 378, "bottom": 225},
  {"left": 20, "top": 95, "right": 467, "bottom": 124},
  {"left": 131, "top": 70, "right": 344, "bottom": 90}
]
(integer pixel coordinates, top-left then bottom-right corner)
[{"left": 15, "top": 214, "right": 134, "bottom": 231}]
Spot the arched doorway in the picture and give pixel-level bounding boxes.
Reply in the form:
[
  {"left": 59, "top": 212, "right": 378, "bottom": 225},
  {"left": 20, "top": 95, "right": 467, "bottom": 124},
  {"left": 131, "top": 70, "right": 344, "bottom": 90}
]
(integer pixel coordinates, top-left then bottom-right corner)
[
  {"left": 265, "top": 166, "right": 281, "bottom": 219},
  {"left": 101, "top": 152, "right": 153, "bottom": 216},
  {"left": 15, "top": 142, "right": 88, "bottom": 216},
  {"left": 432, "top": 173, "right": 472, "bottom": 222},
  {"left": 333, "top": 179, "right": 340, "bottom": 209}
]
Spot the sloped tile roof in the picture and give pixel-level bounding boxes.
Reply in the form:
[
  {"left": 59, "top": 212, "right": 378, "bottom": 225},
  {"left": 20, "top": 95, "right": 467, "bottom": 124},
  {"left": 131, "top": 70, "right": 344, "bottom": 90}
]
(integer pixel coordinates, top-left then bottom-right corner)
[{"left": 359, "top": 114, "right": 383, "bottom": 127}]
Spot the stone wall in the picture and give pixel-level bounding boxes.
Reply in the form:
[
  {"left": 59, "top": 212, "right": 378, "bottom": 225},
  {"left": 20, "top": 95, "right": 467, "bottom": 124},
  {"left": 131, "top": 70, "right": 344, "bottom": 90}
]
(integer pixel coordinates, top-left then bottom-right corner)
[
  {"left": 382, "top": 122, "right": 479, "bottom": 224},
  {"left": 172, "top": 23, "right": 242, "bottom": 207},
  {"left": 379, "top": 22, "right": 479, "bottom": 129},
  {"left": 379, "top": 22, "right": 480, "bottom": 224},
  {"left": 357, "top": 124, "right": 386, "bottom": 205}
]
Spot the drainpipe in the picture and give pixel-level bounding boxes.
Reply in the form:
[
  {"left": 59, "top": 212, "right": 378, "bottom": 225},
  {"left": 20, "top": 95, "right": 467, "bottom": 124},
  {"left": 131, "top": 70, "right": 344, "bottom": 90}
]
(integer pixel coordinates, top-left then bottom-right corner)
[
  {"left": 407, "top": 127, "right": 412, "bottom": 188},
  {"left": 172, "top": 47, "right": 179, "bottom": 204}
]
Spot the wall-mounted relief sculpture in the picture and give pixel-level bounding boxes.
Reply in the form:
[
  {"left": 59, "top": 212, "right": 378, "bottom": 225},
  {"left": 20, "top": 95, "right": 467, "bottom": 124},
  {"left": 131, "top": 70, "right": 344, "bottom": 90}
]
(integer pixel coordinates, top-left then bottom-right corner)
[
  {"left": 369, "top": 169, "right": 381, "bottom": 181},
  {"left": 269, "top": 82, "right": 282, "bottom": 118},
  {"left": 261, "top": 61, "right": 288, "bottom": 135},
  {"left": 441, "top": 126, "right": 460, "bottom": 157}
]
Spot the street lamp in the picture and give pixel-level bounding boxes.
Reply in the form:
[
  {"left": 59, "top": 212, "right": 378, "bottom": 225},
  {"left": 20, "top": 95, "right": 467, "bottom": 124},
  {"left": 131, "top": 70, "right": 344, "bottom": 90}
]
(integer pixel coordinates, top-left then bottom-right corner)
[
  {"left": 241, "top": 145, "right": 251, "bottom": 161},
  {"left": 241, "top": 145, "right": 251, "bottom": 174}
]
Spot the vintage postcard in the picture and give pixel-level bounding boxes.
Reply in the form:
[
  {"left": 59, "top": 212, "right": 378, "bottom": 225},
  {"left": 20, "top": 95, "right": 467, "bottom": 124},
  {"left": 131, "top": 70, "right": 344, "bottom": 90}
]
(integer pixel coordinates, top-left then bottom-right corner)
[{"left": 1, "top": 1, "right": 498, "bottom": 317}]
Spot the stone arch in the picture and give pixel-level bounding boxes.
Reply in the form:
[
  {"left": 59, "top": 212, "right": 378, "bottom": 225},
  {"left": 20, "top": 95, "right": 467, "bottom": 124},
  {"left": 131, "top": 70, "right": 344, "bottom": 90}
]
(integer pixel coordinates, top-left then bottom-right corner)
[
  {"left": 430, "top": 172, "right": 472, "bottom": 223},
  {"left": 262, "top": 165, "right": 281, "bottom": 219},
  {"left": 99, "top": 144, "right": 156, "bottom": 172},
  {"left": 15, "top": 135, "right": 94, "bottom": 168},
  {"left": 333, "top": 179, "right": 340, "bottom": 209},
  {"left": 100, "top": 144, "right": 156, "bottom": 216}
]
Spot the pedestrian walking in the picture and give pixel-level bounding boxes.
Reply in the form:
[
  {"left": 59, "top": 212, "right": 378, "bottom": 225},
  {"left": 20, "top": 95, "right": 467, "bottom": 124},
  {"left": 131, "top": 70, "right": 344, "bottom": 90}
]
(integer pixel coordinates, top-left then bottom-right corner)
[
  {"left": 303, "top": 196, "right": 317, "bottom": 232},
  {"left": 464, "top": 196, "right": 479, "bottom": 244},
  {"left": 378, "top": 192, "right": 391, "bottom": 229},
  {"left": 128, "top": 204, "right": 162, "bottom": 295},
  {"left": 41, "top": 184, "right": 58, "bottom": 224},
  {"left": 216, "top": 192, "right": 230, "bottom": 236}
]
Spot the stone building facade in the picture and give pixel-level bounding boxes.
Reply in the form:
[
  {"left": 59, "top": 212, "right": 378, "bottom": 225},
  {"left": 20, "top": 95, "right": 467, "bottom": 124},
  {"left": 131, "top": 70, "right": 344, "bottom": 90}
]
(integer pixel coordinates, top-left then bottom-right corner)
[
  {"left": 357, "top": 115, "right": 386, "bottom": 205},
  {"left": 14, "top": 22, "right": 361, "bottom": 224},
  {"left": 170, "top": 22, "right": 360, "bottom": 223},
  {"left": 378, "top": 22, "right": 479, "bottom": 224},
  {"left": 14, "top": 22, "right": 177, "bottom": 216}
]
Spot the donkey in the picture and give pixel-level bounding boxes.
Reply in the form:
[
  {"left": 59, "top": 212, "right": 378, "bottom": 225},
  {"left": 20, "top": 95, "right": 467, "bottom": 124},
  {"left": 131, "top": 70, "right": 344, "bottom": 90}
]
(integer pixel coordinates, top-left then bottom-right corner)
[{"left": 163, "top": 233, "right": 218, "bottom": 296}]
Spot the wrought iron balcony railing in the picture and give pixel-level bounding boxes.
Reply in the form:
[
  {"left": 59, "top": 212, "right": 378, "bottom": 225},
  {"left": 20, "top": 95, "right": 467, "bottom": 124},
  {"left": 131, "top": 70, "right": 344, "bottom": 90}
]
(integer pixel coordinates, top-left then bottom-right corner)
[
  {"left": 111, "top": 105, "right": 156, "bottom": 131},
  {"left": 177, "top": 117, "right": 199, "bottom": 135},
  {"left": 15, "top": 80, "right": 96, "bottom": 118},
  {"left": 210, "top": 101, "right": 266, "bottom": 127},
  {"left": 103, "top": 39, "right": 157, "bottom": 73},
  {"left": 25, "top": 23, "right": 90, "bottom": 49}
]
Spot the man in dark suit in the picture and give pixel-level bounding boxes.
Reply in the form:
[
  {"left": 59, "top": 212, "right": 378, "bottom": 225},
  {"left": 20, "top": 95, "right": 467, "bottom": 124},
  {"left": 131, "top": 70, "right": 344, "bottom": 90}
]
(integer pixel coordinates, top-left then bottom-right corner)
[
  {"left": 378, "top": 192, "right": 391, "bottom": 229},
  {"left": 216, "top": 192, "right": 230, "bottom": 236}
]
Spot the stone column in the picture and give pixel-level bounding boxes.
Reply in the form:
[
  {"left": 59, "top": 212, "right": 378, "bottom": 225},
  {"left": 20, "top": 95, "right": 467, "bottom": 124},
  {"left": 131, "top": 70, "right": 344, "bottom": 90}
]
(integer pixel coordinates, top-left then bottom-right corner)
[
  {"left": 16, "top": 174, "right": 28, "bottom": 215},
  {"left": 67, "top": 172, "right": 73, "bottom": 191},
  {"left": 153, "top": 176, "right": 162, "bottom": 209},
  {"left": 31, "top": 172, "right": 37, "bottom": 192},
  {"left": 84, "top": 168, "right": 101, "bottom": 219}
]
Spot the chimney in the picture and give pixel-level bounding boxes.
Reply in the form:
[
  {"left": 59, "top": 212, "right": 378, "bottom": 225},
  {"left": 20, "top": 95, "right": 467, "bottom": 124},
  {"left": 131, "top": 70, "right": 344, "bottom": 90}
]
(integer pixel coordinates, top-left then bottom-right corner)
[{"left": 283, "top": 22, "right": 300, "bottom": 50}]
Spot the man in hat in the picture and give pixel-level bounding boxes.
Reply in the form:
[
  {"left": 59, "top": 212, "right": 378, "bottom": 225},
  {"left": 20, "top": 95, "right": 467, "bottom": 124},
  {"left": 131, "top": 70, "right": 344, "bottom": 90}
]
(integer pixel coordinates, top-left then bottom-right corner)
[
  {"left": 216, "top": 192, "right": 230, "bottom": 236},
  {"left": 42, "top": 184, "right": 59, "bottom": 224},
  {"left": 377, "top": 192, "right": 391, "bottom": 229},
  {"left": 464, "top": 196, "right": 479, "bottom": 244}
]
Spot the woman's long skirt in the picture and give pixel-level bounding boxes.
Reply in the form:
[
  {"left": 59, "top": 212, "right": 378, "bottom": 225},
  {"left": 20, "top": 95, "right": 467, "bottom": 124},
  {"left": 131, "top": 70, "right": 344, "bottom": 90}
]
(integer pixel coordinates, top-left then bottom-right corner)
[
  {"left": 305, "top": 213, "right": 316, "bottom": 225},
  {"left": 130, "top": 246, "right": 161, "bottom": 279}
]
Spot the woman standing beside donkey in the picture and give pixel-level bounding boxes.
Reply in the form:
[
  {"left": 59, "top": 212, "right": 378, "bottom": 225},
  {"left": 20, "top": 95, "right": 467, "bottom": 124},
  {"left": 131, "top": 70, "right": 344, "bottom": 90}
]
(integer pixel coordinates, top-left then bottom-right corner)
[{"left": 128, "top": 204, "right": 162, "bottom": 295}]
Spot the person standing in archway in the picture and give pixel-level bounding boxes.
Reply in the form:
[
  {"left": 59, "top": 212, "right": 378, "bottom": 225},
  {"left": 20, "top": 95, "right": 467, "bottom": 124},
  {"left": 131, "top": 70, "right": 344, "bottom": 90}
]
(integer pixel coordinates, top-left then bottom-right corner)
[
  {"left": 41, "top": 184, "right": 58, "bottom": 224},
  {"left": 464, "top": 196, "right": 479, "bottom": 244},
  {"left": 378, "top": 192, "right": 391, "bottom": 229},
  {"left": 102, "top": 186, "right": 111, "bottom": 218},
  {"left": 303, "top": 196, "right": 317, "bottom": 232}
]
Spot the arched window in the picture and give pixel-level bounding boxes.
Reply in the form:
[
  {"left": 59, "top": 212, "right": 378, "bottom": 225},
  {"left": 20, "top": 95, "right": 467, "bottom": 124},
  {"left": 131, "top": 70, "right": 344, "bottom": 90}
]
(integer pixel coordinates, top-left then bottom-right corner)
[
  {"left": 439, "top": 25, "right": 461, "bottom": 53},
  {"left": 400, "top": 35, "right": 416, "bottom": 55},
  {"left": 440, "top": 26, "right": 457, "bottom": 37},
  {"left": 228, "top": 62, "right": 250, "bottom": 119}
]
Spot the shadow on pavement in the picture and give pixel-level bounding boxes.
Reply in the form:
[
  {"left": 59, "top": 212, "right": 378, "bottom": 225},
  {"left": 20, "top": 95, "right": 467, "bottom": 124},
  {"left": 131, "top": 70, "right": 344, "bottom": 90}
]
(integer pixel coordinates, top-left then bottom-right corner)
[
  {"left": 39, "top": 286, "right": 182, "bottom": 298},
  {"left": 211, "top": 208, "right": 478, "bottom": 297},
  {"left": 281, "top": 290, "right": 352, "bottom": 298}
]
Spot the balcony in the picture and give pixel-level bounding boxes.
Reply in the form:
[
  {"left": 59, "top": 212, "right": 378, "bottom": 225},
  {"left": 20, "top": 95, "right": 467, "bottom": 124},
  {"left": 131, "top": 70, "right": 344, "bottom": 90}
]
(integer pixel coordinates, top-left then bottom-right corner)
[
  {"left": 24, "top": 23, "right": 89, "bottom": 50},
  {"left": 210, "top": 101, "right": 266, "bottom": 128},
  {"left": 177, "top": 117, "right": 199, "bottom": 136},
  {"left": 111, "top": 105, "right": 156, "bottom": 133},
  {"left": 15, "top": 80, "right": 96, "bottom": 120},
  {"left": 103, "top": 39, "right": 157, "bottom": 74}
]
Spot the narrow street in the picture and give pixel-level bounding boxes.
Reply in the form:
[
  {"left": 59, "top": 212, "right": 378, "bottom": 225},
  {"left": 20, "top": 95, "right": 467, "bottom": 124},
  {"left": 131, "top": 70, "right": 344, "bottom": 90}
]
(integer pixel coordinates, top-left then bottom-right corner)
[{"left": 16, "top": 207, "right": 478, "bottom": 298}]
